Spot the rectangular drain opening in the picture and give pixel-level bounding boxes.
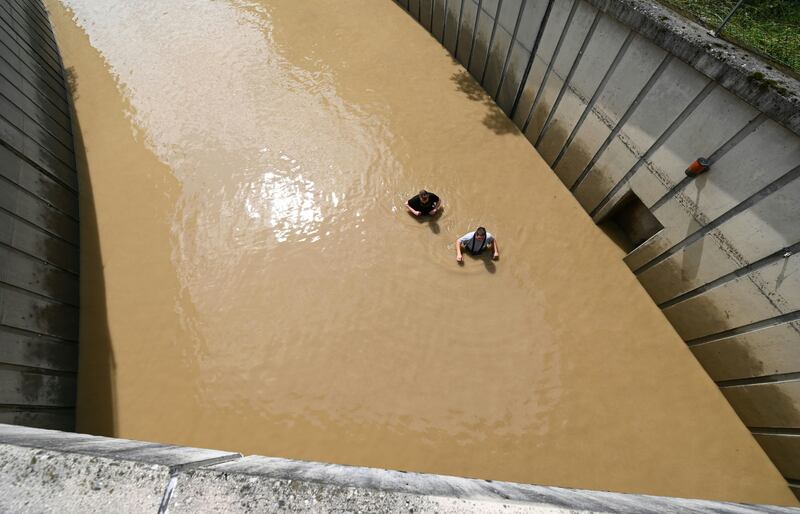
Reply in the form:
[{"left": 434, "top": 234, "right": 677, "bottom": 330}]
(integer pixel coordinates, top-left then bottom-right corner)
[{"left": 597, "top": 190, "right": 663, "bottom": 253}]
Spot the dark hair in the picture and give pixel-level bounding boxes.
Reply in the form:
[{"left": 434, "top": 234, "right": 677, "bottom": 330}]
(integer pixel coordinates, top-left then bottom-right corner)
[
  {"left": 475, "top": 227, "right": 487, "bottom": 237},
  {"left": 419, "top": 189, "right": 428, "bottom": 197}
]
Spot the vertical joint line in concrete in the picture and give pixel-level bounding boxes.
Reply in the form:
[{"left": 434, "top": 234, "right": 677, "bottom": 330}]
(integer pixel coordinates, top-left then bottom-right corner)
[
  {"left": 534, "top": 8, "right": 602, "bottom": 148},
  {"left": 520, "top": 0, "right": 581, "bottom": 134},
  {"left": 570, "top": 53, "right": 672, "bottom": 193},
  {"left": 685, "top": 309, "right": 800, "bottom": 347},
  {"left": 441, "top": 0, "right": 449, "bottom": 44},
  {"left": 634, "top": 162, "right": 800, "bottom": 275},
  {"left": 508, "top": 0, "right": 554, "bottom": 119},
  {"left": 492, "top": 0, "right": 527, "bottom": 99},
  {"left": 657, "top": 240, "right": 800, "bottom": 310},
  {"left": 551, "top": 30, "right": 634, "bottom": 172},
  {"left": 467, "top": 0, "right": 484, "bottom": 71},
  {"left": 650, "top": 113, "right": 767, "bottom": 212},
  {"left": 479, "top": 0, "right": 503, "bottom": 85},
  {"left": 430, "top": 0, "right": 436, "bottom": 33},
  {"left": 416, "top": 0, "right": 422, "bottom": 21},
  {"left": 157, "top": 453, "right": 242, "bottom": 514},
  {"left": 454, "top": 0, "right": 466, "bottom": 59},
  {"left": 158, "top": 473, "right": 179, "bottom": 514},
  {"left": 589, "top": 80, "right": 716, "bottom": 219}
]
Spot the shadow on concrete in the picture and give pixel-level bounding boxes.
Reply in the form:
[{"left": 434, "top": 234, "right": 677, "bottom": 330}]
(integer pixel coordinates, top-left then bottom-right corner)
[{"left": 681, "top": 175, "right": 707, "bottom": 281}]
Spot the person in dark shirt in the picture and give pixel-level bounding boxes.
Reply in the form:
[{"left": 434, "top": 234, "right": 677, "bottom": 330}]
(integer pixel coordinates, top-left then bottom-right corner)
[{"left": 405, "top": 190, "right": 441, "bottom": 216}]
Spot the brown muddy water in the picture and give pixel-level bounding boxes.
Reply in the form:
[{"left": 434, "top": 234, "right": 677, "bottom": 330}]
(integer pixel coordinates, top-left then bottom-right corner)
[{"left": 45, "top": 0, "right": 796, "bottom": 505}]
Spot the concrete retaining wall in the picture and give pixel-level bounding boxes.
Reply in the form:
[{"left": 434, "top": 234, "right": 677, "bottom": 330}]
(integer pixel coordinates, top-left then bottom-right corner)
[
  {"left": 0, "top": 0, "right": 78, "bottom": 431},
  {"left": 394, "top": 0, "right": 800, "bottom": 497},
  {"left": 2, "top": 423, "right": 798, "bottom": 513}
]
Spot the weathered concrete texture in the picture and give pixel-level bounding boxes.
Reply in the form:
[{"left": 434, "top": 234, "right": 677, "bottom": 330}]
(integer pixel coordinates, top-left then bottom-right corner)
[
  {"left": 0, "top": 444, "right": 169, "bottom": 514},
  {"left": 0, "top": 368, "right": 75, "bottom": 406},
  {"left": 512, "top": 0, "right": 574, "bottom": 128},
  {"left": 536, "top": 12, "right": 630, "bottom": 165},
  {"left": 495, "top": 0, "right": 549, "bottom": 114},
  {"left": 0, "top": 407, "right": 73, "bottom": 431},
  {"left": 755, "top": 432, "right": 800, "bottom": 483},
  {"left": 581, "top": 0, "right": 800, "bottom": 136},
  {"left": 522, "top": 0, "right": 598, "bottom": 145},
  {"left": 721, "top": 380, "right": 800, "bottom": 428},
  {"left": 4, "top": 423, "right": 800, "bottom": 513},
  {"left": 0, "top": 0, "right": 79, "bottom": 431},
  {"left": 663, "top": 253, "right": 800, "bottom": 341},
  {"left": 574, "top": 57, "right": 710, "bottom": 211},
  {"left": 624, "top": 119, "right": 800, "bottom": 272},
  {"left": 635, "top": 175, "right": 800, "bottom": 311},
  {"left": 0, "top": 325, "right": 78, "bottom": 372},
  {"left": 691, "top": 321, "right": 800, "bottom": 382},
  {"left": 553, "top": 34, "right": 667, "bottom": 188},
  {"left": 0, "top": 424, "right": 240, "bottom": 468}
]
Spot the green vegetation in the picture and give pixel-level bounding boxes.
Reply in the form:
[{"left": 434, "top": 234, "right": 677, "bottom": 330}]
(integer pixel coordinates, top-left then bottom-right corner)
[{"left": 656, "top": 0, "right": 800, "bottom": 74}]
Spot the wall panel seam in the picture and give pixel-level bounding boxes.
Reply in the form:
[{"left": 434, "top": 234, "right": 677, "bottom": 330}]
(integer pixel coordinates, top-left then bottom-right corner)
[
  {"left": 649, "top": 113, "right": 767, "bottom": 212},
  {"left": 569, "top": 53, "right": 672, "bottom": 193},
  {"left": 589, "top": 80, "right": 716, "bottom": 218},
  {"left": 508, "top": 0, "right": 555, "bottom": 119},
  {"left": 685, "top": 310, "right": 800, "bottom": 347},
  {"left": 0, "top": 323, "right": 78, "bottom": 345},
  {"left": 0, "top": 241, "right": 78, "bottom": 278},
  {"left": 520, "top": 0, "right": 580, "bottom": 134},
  {"left": 478, "top": 0, "right": 502, "bottom": 85},
  {"left": 550, "top": 29, "right": 634, "bottom": 171},
  {"left": 633, "top": 163, "right": 800, "bottom": 275},
  {"left": 492, "top": 0, "right": 527, "bottom": 99},
  {"left": 0, "top": 174, "right": 79, "bottom": 223},
  {"left": 658, "top": 241, "right": 800, "bottom": 310},
  {"left": 534, "top": 8, "right": 601, "bottom": 147}
]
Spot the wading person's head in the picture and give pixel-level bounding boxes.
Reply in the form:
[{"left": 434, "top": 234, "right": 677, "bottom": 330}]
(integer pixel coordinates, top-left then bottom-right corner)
[
  {"left": 474, "top": 227, "right": 487, "bottom": 241},
  {"left": 419, "top": 190, "right": 430, "bottom": 204}
]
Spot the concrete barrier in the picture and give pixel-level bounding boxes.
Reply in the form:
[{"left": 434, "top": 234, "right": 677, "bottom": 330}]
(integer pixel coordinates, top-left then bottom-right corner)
[
  {"left": 393, "top": 0, "right": 800, "bottom": 496},
  {"left": 2, "top": 423, "right": 798, "bottom": 513}
]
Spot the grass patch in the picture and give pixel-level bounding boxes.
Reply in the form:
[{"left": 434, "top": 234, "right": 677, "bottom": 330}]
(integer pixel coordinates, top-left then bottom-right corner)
[{"left": 656, "top": 0, "right": 800, "bottom": 74}]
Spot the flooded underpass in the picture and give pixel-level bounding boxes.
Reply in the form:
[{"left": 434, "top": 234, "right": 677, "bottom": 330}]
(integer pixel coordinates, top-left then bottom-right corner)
[{"left": 43, "top": 0, "right": 797, "bottom": 506}]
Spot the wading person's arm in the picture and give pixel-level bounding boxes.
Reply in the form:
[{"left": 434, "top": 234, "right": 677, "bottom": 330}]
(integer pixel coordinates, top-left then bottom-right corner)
[
  {"left": 491, "top": 238, "right": 499, "bottom": 260},
  {"left": 455, "top": 240, "right": 463, "bottom": 262},
  {"left": 404, "top": 200, "right": 420, "bottom": 216}
]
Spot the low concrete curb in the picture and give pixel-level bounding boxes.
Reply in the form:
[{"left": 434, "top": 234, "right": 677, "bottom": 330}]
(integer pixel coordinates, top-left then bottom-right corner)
[{"left": 1, "top": 424, "right": 797, "bottom": 513}]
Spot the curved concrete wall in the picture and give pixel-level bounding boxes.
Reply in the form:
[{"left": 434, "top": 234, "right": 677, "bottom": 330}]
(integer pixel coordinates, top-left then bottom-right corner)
[
  {"left": 0, "top": 0, "right": 78, "bottom": 431},
  {"left": 396, "top": 0, "right": 800, "bottom": 497}
]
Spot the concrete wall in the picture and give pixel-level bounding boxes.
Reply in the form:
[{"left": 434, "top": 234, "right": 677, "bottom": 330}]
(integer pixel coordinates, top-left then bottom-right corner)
[
  {"left": 2, "top": 423, "right": 797, "bottom": 513},
  {"left": 0, "top": 0, "right": 78, "bottom": 431},
  {"left": 394, "top": 0, "right": 800, "bottom": 497}
]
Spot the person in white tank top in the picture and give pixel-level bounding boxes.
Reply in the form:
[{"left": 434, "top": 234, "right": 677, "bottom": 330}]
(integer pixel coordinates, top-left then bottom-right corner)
[{"left": 456, "top": 226, "right": 499, "bottom": 263}]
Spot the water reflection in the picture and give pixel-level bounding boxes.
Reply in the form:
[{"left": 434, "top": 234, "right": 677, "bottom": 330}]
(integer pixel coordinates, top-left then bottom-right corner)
[{"left": 243, "top": 169, "right": 322, "bottom": 243}]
